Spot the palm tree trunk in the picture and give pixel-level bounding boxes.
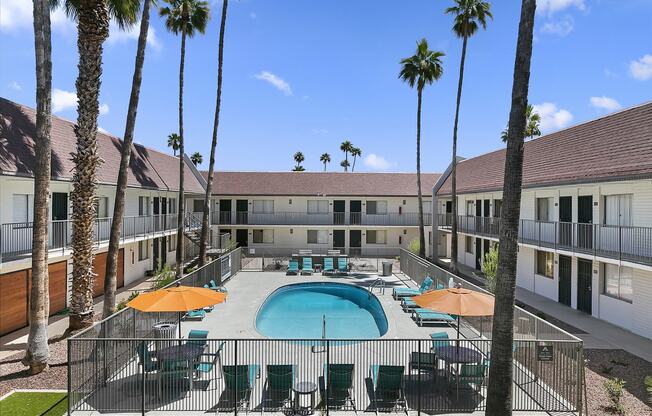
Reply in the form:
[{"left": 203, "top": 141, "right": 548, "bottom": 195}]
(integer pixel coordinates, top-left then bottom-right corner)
[
  {"left": 352, "top": 156, "right": 356, "bottom": 172},
  {"left": 416, "top": 88, "right": 425, "bottom": 258},
  {"left": 450, "top": 36, "right": 467, "bottom": 274},
  {"left": 69, "top": 0, "right": 109, "bottom": 331},
  {"left": 486, "top": 1, "right": 536, "bottom": 414},
  {"left": 199, "top": 0, "right": 228, "bottom": 267},
  {"left": 175, "top": 28, "right": 187, "bottom": 278},
  {"left": 23, "top": 0, "right": 52, "bottom": 374},
  {"left": 345, "top": 152, "right": 348, "bottom": 172},
  {"left": 102, "top": 0, "right": 151, "bottom": 318},
  {"left": 323, "top": 162, "right": 326, "bottom": 171}
]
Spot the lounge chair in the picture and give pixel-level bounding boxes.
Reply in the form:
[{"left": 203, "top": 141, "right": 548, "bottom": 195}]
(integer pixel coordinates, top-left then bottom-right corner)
[
  {"left": 194, "top": 341, "right": 225, "bottom": 378},
  {"left": 323, "top": 364, "right": 356, "bottom": 413},
  {"left": 209, "top": 279, "right": 228, "bottom": 293},
  {"left": 430, "top": 332, "right": 450, "bottom": 349},
  {"left": 392, "top": 276, "right": 433, "bottom": 300},
  {"left": 337, "top": 257, "right": 348, "bottom": 275},
  {"left": 369, "top": 365, "right": 406, "bottom": 414},
  {"left": 323, "top": 258, "right": 335, "bottom": 275},
  {"left": 411, "top": 308, "right": 455, "bottom": 326},
  {"left": 301, "top": 257, "right": 314, "bottom": 275},
  {"left": 222, "top": 364, "right": 261, "bottom": 412},
  {"left": 287, "top": 259, "right": 300, "bottom": 275},
  {"left": 400, "top": 283, "right": 446, "bottom": 311},
  {"left": 262, "top": 364, "right": 296, "bottom": 412},
  {"left": 183, "top": 309, "right": 206, "bottom": 321},
  {"left": 187, "top": 329, "right": 209, "bottom": 348}
]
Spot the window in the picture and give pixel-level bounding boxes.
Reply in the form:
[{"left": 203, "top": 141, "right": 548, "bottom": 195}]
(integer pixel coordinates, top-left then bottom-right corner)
[
  {"left": 466, "top": 200, "right": 475, "bottom": 216},
  {"left": 168, "top": 235, "right": 177, "bottom": 251},
  {"left": 366, "top": 201, "right": 387, "bottom": 215},
  {"left": 252, "top": 200, "right": 274, "bottom": 214},
  {"left": 138, "top": 196, "right": 150, "bottom": 216},
  {"left": 536, "top": 197, "right": 552, "bottom": 222},
  {"left": 603, "top": 264, "right": 633, "bottom": 302},
  {"left": 307, "top": 200, "right": 328, "bottom": 214},
  {"left": 12, "top": 194, "right": 32, "bottom": 222},
  {"left": 96, "top": 196, "right": 109, "bottom": 218},
  {"left": 168, "top": 198, "right": 177, "bottom": 214},
  {"left": 367, "top": 230, "right": 387, "bottom": 244},
  {"left": 253, "top": 229, "right": 274, "bottom": 244},
  {"left": 493, "top": 200, "right": 502, "bottom": 218},
  {"left": 536, "top": 250, "right": 554, "bottom": 278},
  {"left": 138, "top": 240, "right": 149, "bottom": 261},
  {"left": 604, "top": 195, "right": 632, "bottom": 226},
  {"left": 193, "top": 199, "right": 204, "bottom": 213},
  {"left": 465, "top": 236, "right": 473, "bottom": 254},
  {"left": 307, "top": 230, "right": 328, "bottom": 244}
]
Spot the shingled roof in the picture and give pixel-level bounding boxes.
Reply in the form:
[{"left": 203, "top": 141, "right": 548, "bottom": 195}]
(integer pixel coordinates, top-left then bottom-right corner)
[
  {"left": 436, "top": 101, "right": 652, "bottom": 195},
  {"left": 204, "top": 171, "right": 441, "bottom": 197},
  {"left": 0, "top": 97, "right": 205, "bottom": 193}
]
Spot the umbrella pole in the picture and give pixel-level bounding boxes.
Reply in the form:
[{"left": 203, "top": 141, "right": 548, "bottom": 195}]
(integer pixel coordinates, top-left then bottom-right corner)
[{"left": 178, "top": 312, "right": 182, "bottom": 339}]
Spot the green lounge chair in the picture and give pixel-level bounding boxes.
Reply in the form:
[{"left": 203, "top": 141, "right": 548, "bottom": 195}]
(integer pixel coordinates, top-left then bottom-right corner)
[
  {"left": 369, "top": 365, "right": 406, "bottom": 414},
  {"left": 451, "top": 361, "right": 487, "bottom": 393},
  {"left": 400, "top": 283, "right": 446, "bottom": 311},
  {"left": 408, "top": 352, "right": 438, "bottom": 376},
  {"left": 183, "top": 309, "right": 206, "bottom": 321},
  {"left": 392, "top": 277, "right": 433, "bottom": 300},
  {"left": 209, "top": 279, "right": 228, "bottom": 293},
  {"left": 323, "top": 258, "right": 335, "bottom": 275},
  {"left": 287, "top": 259, "right": 300, "bottom": 275},
  {"left": 337, "top": 258, "right": 348, "bottom": 275},
  {"left": 411, "top": 309, "right": 455, "bottom": 326},
  {"left": 262, "top": 364, "right": 296, "bottom": 412},
  {"left": 187, "top": 329, "right": 209, "bottom": 348},
  {"left": 194, "top": 341, "right": 224, "bottom": 377},
  {"left": 222, "top": 364, "right": 261, "bottom": 412},
  {"left": 430, "top": 332, "right": 450, "bottom": 350},
  {"left": 301, "top": 257, "right": 314, "bottom": 275},
  {"left": 323, "top": 364, "right": 356, "bottom": 413}
]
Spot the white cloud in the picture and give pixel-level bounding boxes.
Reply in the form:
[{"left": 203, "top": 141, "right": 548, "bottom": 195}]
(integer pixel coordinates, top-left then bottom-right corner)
[
  {"left": 589, "top": 96, "right": 621, "bottom": 112},
  {"left": 254, "top": 71, "right": 292, "bottom": 96},
  {"left": 52, "top": 89, "right": 78, "bottom": 113},
  {"left": 629, "top": 54, "right": 652, "bottom": 81},
  {"left": 363, "top": 154, "right": 393, "bottom": 171},
  {"left": 8, "top": 81, "right": 22, "bottom": 91},
  {"left": 107, "top": 20, "right": 162, "bottom": 51},
  {"left": 541, "top": 16, "right": 574, "bottom": 36},
  {"left": 98, "top": 126, "right": 109, "bottom": 134},
  {"left": 99, "top": 103, "right": 110, "bottom": 116},
  {"left": 536, "top": 0, "right": 585, "bottom": 15},
  {"left": 0, "top": 0, "right": 74, "bottom": 33},
  {"left": 532, "top": 102, "right": 573, "bottom": 133}
]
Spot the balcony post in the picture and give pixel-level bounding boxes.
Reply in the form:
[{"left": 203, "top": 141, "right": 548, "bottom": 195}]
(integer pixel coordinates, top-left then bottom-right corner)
[{"left": 619, "top": 225, "right": 622, "bottom": 261}]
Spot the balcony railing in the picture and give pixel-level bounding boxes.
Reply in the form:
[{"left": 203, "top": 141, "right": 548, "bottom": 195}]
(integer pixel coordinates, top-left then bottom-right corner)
[
  {"left": 1, "top": 213, "right": 179, "bottom": 262},
  {"left": 212, "top": 211, "right": 432, "bottom": 226},
  {"left": 438, "top": 214, "right": 652, "bottom": 266}
]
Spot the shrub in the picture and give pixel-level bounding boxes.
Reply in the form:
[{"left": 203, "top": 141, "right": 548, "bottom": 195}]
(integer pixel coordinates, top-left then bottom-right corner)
[
  {"left": 645, "top": 375, "right": 652, "bottom": 404},
  {"left": 117, "top": 291, "right": 140, "bottom": 311},
  {"left": 408, "top": 238, "right": 420, "bottom": 255},
  {"left": 603, "top": 378, "right": 626, "bottom": 415},
  {"left": 152, "top": 264, "right": 176, "bottom": 290},
  {"left": 481, "top": 244, "right": 498, "bottom": 293}
]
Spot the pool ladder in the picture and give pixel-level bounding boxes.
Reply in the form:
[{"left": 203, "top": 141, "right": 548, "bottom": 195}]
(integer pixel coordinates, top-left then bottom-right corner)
[
  {"left": 311, "top": 315, "right": 327, "bottom": 353},
  {"left": 368, "top": 278, "right": 386, "bottom": 295}
]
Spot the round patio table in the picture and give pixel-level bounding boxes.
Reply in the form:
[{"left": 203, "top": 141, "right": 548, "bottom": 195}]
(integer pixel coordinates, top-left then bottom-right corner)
[
  {"left": 156, "top": 344, "right": 204, "bottom": 361},
  {"left": 293, "top": 381, "right": 318, "bottom": 415},
  {"left": 433, "top": 346, "right": 482, "bottom": 363}
]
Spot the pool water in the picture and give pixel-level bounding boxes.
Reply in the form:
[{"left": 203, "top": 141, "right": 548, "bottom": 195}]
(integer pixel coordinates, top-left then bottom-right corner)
[{"left": 255, "top": 282, "right": 388, "bottom": 339}]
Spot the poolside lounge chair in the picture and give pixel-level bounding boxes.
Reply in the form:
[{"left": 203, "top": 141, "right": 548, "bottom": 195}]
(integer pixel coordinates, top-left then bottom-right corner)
[
  {"left": 183, "top": 309, "right": 206, "bottom": 321},
  {"left": 392, "top": 277, "right": 433, "bottom": 300},
  {"left": 430, "top": 332, "right": 450, "bottom": 349},
  {"left": 323, "top": 364, "right": 356, "bottom": 413},
  {"left": 337, "top": 257, "right": 348, "bottom": 275},
  {"left": 411, "top": 308, "right": 455, "bottom": 327},
  {"left": 209, "top": 279, "right": 228, "bottom": 293},
  {"left": 323, "top": 258, "right": 335, "bottom": 275},
  {"left": 400, "top": 283, "right": 446, "bottom": 311},
  {"left": 301, "top": 257, "right": 314, "bottom": 275},
  {"left": 287, "top": 259, "right": 300, "bottom": 275},
  {"left": 408, "top": 352, "right": 438, "bottom": 376},
  {"left": 187, "top": 329, "right": 209, "bottom": 348},
  {"left": 222, "top": 364, "right": 261, "bottom": 412},
  {"left": 262, "top": 364, "right": 296, "bottom": 412},
  {"left": 369, "top": 365, "right": 406, "bottom": 414}
]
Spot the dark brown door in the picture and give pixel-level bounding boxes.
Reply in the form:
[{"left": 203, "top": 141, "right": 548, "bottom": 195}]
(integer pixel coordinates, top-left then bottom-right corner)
[
  {"left": 236, "top": 229, "right": 248, "bottom": 247},
  {"left": 236, "top": 200, "right": 248, "bottom": 224},
  {"left": 558, "top": 255, "right": 572, "bottom": 306},
  {"left": 578, "top": 196, "right": 593, "bottom": 250},
  {"left": 559, "top": 196, "right": 572, "bottom": 247},
  {"left": 577, "top": 259, "right": 592, "bottom": 314},
  {"left": 333, "top": 200, "right": 345, "bottom": 225},
  {"left": 475, "top": 238, "right": 482, "bottom": 270},
  {"left": 219, "top": 199, "right": 232, "bottom": 224},
  {"left": 0, "top": 269, "right": 28, "bottom": 335},
  {"left": 51, "top": 192, "right": 68, "bottom": 248},
  {"left": 349, "top": 230, "right": 361, "bottom": 255},
  {"left": 93, "top": 249, "right": 125, "bottom": 297},
  {"left": 350, "top": 201, "right": 361, "bottom": 225},
  {"left": 333, "top": 230, "right": 345, "bottom": 251}
]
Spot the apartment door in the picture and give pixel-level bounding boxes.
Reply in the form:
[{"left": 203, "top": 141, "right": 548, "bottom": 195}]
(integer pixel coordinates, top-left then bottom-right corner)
[
  {"left": 558, "top": 255, "right": 572, "bottom": 307},
  {"left": 349, "top": 230, "right": 361, "bottom": 256},
  {"left": 153, "top": 197, "right": 160, "bottom": 231},
  {"left": 577, "top": 259, "right": 593, "bottom": 314},
  {"left": 161, "top": 197, "right": 167, "bottom": 229},
  {"left": 577, "top": 196, "right": 593, "bottom": 250},
  {"left": 475, "top": 238, "right": 482, "bottom": 270},
  {"left": 219, "top": 199, "right": 232, "bottom": 224},
  {"left": 236, "top": 200, "right": 248, "bottom": 224},
  {"left": 475, "top": 199, "right": 482, "bottom": 233},
  {"left": 333, "top": 200, "right": 345, "bottom": 225},
  {"left": 559, "top": 196, "right": 572, "bottom": 247},
  {"left": 483, "top": 239, "right": 490, "bottom": 261},
  {"left": 445, "top": 201, "right": 452, "bottom": 226},
  {"left": 153, "top": 238, "right": 160, "bottom": 270},
  {"left": 483, "top": 199, "right": 490, "bottom": 234},
  {"left": 51, "top": 192, "right": 68, "bottom": 248},
  {"left": 350, "top": 200, "right": 361, "bottom": 225},
  {"left": 235, "top": 229, "right": 248, "bottom": 247},
  {"left": 333, "top": 230, "right": 345, "bottom": 252},
  {"left": 160, "top": 236, "right": 167, "bottom": 265}
]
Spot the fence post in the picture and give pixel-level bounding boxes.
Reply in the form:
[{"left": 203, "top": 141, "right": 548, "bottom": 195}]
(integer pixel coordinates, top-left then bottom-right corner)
[
  {"left": 234, "top": 340, "right": 238, "bottom": 416},
  {"left": 141, "top": 340, "right": 146, "bottom": 416},
  {"left": 67, "top": 338, "right": 72, "bottom": 415},
  {"left": 417, "top": 340, "right": 421, "bottom": 416},
  {"left": 325, "top": 340, "right": 330, "bottom": 416}
]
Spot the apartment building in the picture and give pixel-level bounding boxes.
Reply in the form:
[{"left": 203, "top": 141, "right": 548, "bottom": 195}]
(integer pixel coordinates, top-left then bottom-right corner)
[
  {"left": 432, "top": 101, "right": 652, "bottom": 340},
  {"left": 199, "top": 171, "right": 440, "bottom": 258},
  {"left": 0, "top": 98, "right": 206, "bottom": 336}
]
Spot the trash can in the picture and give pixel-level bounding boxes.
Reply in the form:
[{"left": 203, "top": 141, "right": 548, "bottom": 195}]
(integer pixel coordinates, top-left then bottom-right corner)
[
  {"left": 382, "top": 261, "right": 393, "bottom": 276},
  {"left": 152, "top": 321, "right": 177, "bottom": 351}
]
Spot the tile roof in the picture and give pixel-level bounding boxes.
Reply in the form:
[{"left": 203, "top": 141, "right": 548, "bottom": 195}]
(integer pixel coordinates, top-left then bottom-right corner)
[
  {"left": 436, "top": 101, "right": 652, "bottom": 195},
  {"left": 204, "top": 171, "right": 441, "bottom": 197},
  {"left": 0, "top": 97, "right": 205, "bottom": 193}
]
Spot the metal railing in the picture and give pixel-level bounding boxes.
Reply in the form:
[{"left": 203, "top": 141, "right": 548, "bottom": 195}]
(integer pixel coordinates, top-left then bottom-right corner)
[
  {"left": 438, "top": 214, "right": 652, "bottom": 266},
  {"left": 213, "top": 211, "right": 433, "bottom": 226}
]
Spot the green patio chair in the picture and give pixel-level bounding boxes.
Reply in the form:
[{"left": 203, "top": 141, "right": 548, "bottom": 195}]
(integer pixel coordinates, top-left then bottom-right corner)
[
  {"left": 369, "top": 365, "right": 406, "bottom": 414},
  {"left": 337, "top": 257, "right": 348, "bottom": 275},
  {"left": 135, "top": 341, "right": 157, "bottom": 375},
  {"left": 222, "top": 364, "right": 260, "bottom": 412},
  {"left": 301, "top": 257, "right": 314, "bottom": 275},
  {"left": 430, "top": 332, "right": 450, "bottom": 350},
  {"left": 324, "top": 363, "right": 356, "bottom": 413},
  {"left": 411, "top": 309, "right": 455, "bottom": 326},
  {"left": 323, "top": 258, "right": 335, "bottom": 275},
  {"left": 262, "top": 364, "right": 296, "bottom": 412},
  {"left": 187, "top": 329, "right": 209, "bottom": 348},
  {"left": 408, "top": 352, "right": 438, "bottom": 375},
  {"left": 392, "top": 276, "right": 432, "bottom": 299},
  {"left": 287, "top": 259, "right": 300, "bottom": 275},
  {"left": 194, "top": 341, "right": 225, "bottom": 378},
  {"left": 183, "top": 309, "right": 206, "bottom": 321},
  {"left": 400, "top": 282, "right": 446, "bottom": 311},
  {"left": 451, "top": 361, "right": 487, "bottom": 392},
  {"left": 209, "top": 279, "right": 228, "bottom": 293}
]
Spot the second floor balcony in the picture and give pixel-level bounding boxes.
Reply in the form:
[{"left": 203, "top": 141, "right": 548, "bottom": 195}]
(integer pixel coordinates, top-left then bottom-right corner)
[{"left": 212, "top": 211, "right": 433, "bottom": 227}]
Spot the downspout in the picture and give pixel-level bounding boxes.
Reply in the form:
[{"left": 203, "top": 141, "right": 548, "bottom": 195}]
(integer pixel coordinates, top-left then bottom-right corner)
[{"left": 432, "top": 156, "right": 465, "bottom": 263}]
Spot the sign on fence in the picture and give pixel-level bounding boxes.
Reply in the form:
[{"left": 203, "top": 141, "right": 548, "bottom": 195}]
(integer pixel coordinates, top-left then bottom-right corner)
[{"left": 537, "top": 344, "right": 554, "bottom": 361}]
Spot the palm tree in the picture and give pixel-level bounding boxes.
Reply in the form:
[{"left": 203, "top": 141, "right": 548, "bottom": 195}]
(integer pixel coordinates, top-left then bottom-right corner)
[
  {"left": 292, "top": 166, "right": 306, "bottom": 172},
  {"left": 160, "top": 0, "right": 210, "bottom": 277},
  {"left": 486, "top": 1, "right": 536, "bottom": 414},
  {"left": 399, "top": 39, "right": 444, "bottom": 258},
  {"left": 339, "top": 140, "right": 353, "bottom": 171},
  {"left": 445, "top": 0, "right": 493, "bottom": 274},
  {"left": 501, "top": 104, "right": 540, "bottom": 141},
  {"left": 103, "top": 0, "right": 153, "bottom": 319},
  {"left": 190, "top": 152, "right": 203, "bottom": 166},
  {"left": 350, "top": 147, "right": 361, "bottom": 172},
  {"left": 339, "top": 160, "right": 350, "bottom": 171},
  {"left": 198, "top": 0, "right": 228, "bottom": 267},
  {"left": 23, "top": 0, "right": 53, "bottom": 374},
  {"left": 293, "top": 151, "right": 305, "bottom": 170},
  {"left": 320, "top": 153, "right": 331, "bottom": 171},
  {"left": 66, "top": 0, "right": 139, "bottom": 331},
  {"left": 167, "top": 133, "right": 181, "bottom": 155}
]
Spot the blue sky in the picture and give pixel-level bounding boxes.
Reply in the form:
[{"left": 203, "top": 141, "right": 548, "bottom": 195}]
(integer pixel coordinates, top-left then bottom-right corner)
[{"left": 1, "top": 0, "right": 651, "bottom": 173}]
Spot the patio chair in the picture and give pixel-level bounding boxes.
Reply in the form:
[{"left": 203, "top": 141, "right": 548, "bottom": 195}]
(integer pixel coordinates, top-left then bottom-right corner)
[
  {"left": 408, "top": 352, "right": 438, "bottom": 377},
  {"left": 183, "top": 309, "right": 206, "bottom": 321},
  {"left": 194, "top": 341, "right": 225, "bottom": 380},
  {"left": 450, "top": 361, "right": 487, "bottom": 393},
  {"left": 411, "top": 308, "right": 455, "bottom": 326},
  {"left": 323, "top": 364, "right": 356, "bottom": 413},
  {"left": 209, "top": 279, "right": 228, "bottom": 293},
  {"left": 392, "top": 276, "right": 433, "bottom": 300},
  {"left": 323, "top": 257, "right": 335, "bottom": 275},
  {"left": 430, "top": 332, "right": 451, "bottom": 349},
  {"left": 222, "top": 364, "right": 261, "bottom": 412},
  {"left": 187, "top": 329, "right": 209, "bottom": 348},
  {"left": 301, "top": 257, "right": 314, "bottom": 275},
  {"left": 369, "top": 365, "right": 407, "bottom": 414},
  {"left": 135, "top": 341, "right": 157, "bottom": 377},
  {"left": 262, "top": 364, "right": 296, "bottom": 412},
  {"left": 337, "top": 257, "right": 348, "bottom": 275},
  {"left": 287, "top": 259, "right": 300, "bottom": 275},
  {"left": 400, "top": 283, "right": 446, "bottom": 311}
]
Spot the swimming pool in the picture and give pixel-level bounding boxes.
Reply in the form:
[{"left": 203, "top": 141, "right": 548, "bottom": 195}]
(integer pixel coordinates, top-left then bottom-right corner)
[{"left": 255, "top": 282, "right": 388, "bottom": 339}]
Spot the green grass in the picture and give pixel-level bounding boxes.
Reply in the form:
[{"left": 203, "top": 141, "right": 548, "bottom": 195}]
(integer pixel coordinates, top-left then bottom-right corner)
[{"left": 0, "top": 392, "right": 67, "bottom": 416}]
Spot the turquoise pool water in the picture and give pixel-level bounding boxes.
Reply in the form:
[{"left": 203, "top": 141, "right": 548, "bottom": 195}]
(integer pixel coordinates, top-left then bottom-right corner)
[{"left": 255, "top": 282, "right": 388, "bottom": 339}]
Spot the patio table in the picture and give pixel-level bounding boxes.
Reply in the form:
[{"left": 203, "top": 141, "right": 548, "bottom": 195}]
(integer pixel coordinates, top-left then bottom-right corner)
[
  {"left": 433, "top": 346, "right": 482, "bottom": 364},
  {"left": 156, "top": 344, "right": 205, "bottom": 392}
]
